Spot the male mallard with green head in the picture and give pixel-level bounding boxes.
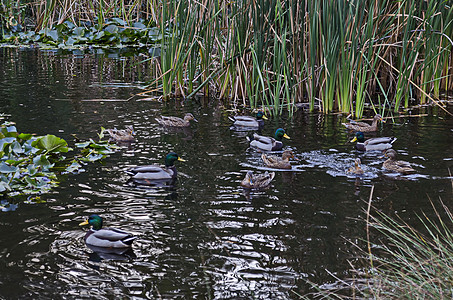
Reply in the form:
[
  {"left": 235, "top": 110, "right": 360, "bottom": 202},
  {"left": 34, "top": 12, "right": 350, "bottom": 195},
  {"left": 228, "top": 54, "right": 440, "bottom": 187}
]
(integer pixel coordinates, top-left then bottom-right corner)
[
  {"left": 155, "top": 113, "right": 198, "bottom": 127},
  {"left": 79, "top": 214, "right": 136, "bottom": 249},
  {"left": 351, "top": 131, "right": 397, "bottom": 151},
  {"left": 382, "top": 149, "right": 416, "bottom": 174},
  {"left": 261, "top": 150, "right": 297, "bottom": 169},
  {"left": 241, "top": 171, "right": 275, "bottom": 189},
  {"left": 342, "top": 114, "right": 383, "bottom": 132},
  {"left": 248, "top": 128, "right": 290, "bottom": 151},
  {"left": 126, "top": 152, "right": 185, "bottom": 181},
  {"left": 229, "top": 111, "right": 268, "bottom": 129}
]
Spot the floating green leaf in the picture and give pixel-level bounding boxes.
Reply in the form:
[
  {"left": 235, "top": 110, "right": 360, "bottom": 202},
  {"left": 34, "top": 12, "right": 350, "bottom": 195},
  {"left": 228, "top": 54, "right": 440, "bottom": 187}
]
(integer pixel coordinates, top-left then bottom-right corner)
[{"left": 31, "top": 135, "right": 69, "bottom": 153}]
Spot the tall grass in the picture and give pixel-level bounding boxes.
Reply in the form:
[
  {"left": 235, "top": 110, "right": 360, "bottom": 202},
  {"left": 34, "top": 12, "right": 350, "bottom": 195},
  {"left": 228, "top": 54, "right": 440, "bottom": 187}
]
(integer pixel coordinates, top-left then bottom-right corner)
[
  {"left": 298, "top": 188, "right": 453, "bottom": 299},
  {"left": 2, "top": 0, "right": 453, "bottom": 117}
]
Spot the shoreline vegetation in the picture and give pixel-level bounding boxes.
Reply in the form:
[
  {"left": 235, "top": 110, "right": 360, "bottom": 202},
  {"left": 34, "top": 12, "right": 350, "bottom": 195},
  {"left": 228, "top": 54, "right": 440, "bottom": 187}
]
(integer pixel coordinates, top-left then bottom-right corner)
[
  {"left": 299, "top": 188, "right": 453, "bottom": 299},
  {"left": 1, "top": 0, "right": 452, "bottom": 117}
]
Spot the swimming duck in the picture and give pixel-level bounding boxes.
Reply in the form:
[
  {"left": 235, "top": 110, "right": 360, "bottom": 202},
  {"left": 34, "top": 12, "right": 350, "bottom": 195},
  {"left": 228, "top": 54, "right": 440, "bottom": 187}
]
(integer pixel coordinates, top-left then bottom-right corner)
[
  {"left": 229, "top": 111, "right": 268, "bottom": 129},
  {"left": 351, "top": 131, "right": 397, "bottom": 151},
  {"left": 106, "top": 125, "right": 135, "bottom": 142},
  {"left": 248, "top": 128, "right": 290, "bottom": 151},
  {"left": 382, "top": 149, "right": 416, "bottom": 174},
  {"left": 261, "top": 150, "right": 296, "bottom": 169},
  {"left": 79, "top": 214, "right": 137, "bottom": 249},
  {"left": 155, "top": 113, "right": 197, "bottom": 127},
  {"left": 241, "top": 171, "right": 275, "bottom": 189},
  {"left": 126, "top": 152, "right": 185, "bottom": 181},
  {"left": 347, "top": 158, "right": 364, "bottom": 175},
  {"left": 342, "top": 114, "right": 383, "bottom": 132}
]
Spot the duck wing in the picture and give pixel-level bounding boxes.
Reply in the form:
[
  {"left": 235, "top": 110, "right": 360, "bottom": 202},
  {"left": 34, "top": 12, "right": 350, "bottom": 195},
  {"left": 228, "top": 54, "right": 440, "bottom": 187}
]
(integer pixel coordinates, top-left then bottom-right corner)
[
  {"left": 252, "top": 133, "right": 273, "bottom": 144},
  {"left": 365, "top": 137, "right": 397, "bottom": 146},
  {"left": 155, "top": 116, "right": 186, "bottom": 127},
  {"left": 126, "top": 165, "right": 174, "bottom": 180},
  {"left": 87, "top": 228, "right": 136, "bottom": 248},
  {"left": 229, "top": 116, "right": 260, "bottom": 128},
  {"left": 261, "top": 154, "right": 291, "bottom": 169},
  {"left": 106, "top": 128, "right": 134, "bottom": 142},
  {"left": 252, "top": 171, "right": 275, "bottom": 188}
]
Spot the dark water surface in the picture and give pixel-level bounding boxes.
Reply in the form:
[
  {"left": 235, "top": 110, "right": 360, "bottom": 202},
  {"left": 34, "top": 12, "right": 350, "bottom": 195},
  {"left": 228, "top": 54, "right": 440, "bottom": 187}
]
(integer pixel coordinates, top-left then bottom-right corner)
[{"left": 0, "top": 48, "right": 452, "bottom": 299}]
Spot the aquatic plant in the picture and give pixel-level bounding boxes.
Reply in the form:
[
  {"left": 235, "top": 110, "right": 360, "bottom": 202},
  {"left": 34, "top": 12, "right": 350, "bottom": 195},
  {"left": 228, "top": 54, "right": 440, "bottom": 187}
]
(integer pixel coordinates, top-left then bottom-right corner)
[
  {"left": 0, "top": 18, "right": 160, "bottom": 49},
  {"left": 2, "top": 0, "right": 453, "bottom": 117},
  {"left": 299, "top": 190, "right": 453, "bottom": 299},
  {"left": 0, "top": 123, "right": 117, "bottom": 198}
]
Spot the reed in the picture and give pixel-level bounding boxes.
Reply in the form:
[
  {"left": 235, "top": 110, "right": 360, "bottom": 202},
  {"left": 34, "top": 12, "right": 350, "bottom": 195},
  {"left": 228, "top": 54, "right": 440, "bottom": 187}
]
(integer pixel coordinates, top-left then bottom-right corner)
[
  {"left": 2, "top": 0, "right": 453, "bottom": 117},
  {"left": 299, "top": 192, "right": 453, "bottom": 299}
]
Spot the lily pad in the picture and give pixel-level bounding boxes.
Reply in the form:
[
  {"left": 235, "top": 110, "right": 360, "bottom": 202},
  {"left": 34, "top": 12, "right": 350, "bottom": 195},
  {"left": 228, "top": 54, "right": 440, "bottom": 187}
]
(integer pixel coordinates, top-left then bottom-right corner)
[{"left": 31, "top": 135, "right": 69, "bottom": 153}]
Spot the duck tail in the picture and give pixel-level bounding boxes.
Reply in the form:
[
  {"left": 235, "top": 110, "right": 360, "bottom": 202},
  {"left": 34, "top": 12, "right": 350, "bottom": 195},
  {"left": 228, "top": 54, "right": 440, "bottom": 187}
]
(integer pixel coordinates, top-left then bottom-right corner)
[
  {"left": 390, "top": 137, "right": 397, "bottom": 144},
  {"left": 228, "top": 116, "right": 236, "bottom": 123},
  {"left": 122, "top": 235, "right": 137, "bottom": 245}
]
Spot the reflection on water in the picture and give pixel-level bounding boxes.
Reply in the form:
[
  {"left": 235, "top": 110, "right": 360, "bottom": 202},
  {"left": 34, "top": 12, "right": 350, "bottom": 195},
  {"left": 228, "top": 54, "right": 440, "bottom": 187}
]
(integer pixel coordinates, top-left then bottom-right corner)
[{"left": 0, "top": 48, "right": 452, "bottom": 298}]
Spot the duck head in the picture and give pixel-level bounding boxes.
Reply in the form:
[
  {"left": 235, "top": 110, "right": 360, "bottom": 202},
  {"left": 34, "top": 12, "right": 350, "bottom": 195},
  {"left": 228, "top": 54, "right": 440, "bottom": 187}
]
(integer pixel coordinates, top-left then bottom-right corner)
[
  {"left": 165, "top": 152, "right": 186, "bottom": 167},
  {"left": 79, "top": 214, "right": 103, "bottom": 230},
  {"left": 256, "top": 111, "right": 268, "bottom": 120},
  {"left": 275, "top": 128, "right": 290, "bottom": 141},
  {"left": 184, "top": 113, "right": 198, "bottom": 122},
  {"left": 351, "top": 131, "right": 365, "bottom": 143},
  {"left": 384, "top": 149, "right": 397, "bottom": 160}
]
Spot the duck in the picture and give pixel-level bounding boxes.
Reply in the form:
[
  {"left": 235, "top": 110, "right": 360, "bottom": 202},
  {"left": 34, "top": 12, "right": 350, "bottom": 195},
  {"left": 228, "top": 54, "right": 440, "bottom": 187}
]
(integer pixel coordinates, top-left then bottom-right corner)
[
  {"left": 155, "top": 113, "right": 197, "bottom": 127},
  {"left": 248, "top": 128, "right": 290, "bottom": 151},
  {"left": 342, "top": 114, "right": 383, "bottom": 132},
  {"left": 351, "top": 131, "right": 397, "bottom": 151},
  {"left": 241, "top": 171, "right": 275, "bottom": 189},
  {"left": 229, "top": 111, "right": 268, "bottom": 129},
  {"left": 261, "top": 150, "right": 297, "bottom": 169},
  {"left": 106, "top": 125, "right": 135, "bottom": 142},
  {"left": 347, "top": 158, "right": 364, "bottom": 175},
  {"left": 126, "top": 152, "right": 185, "bottom": 181},
  {"left": 79, "top": 214, "right": 137, "bottom": 249},
  {"left": 382, "top": 149, "right": 416, "bottom": 174}
]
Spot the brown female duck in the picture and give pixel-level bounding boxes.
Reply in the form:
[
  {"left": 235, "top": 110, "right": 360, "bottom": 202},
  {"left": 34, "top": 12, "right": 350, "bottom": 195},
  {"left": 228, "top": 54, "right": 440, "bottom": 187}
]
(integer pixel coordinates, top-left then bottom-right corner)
[
  {"left": 342, "top": 114, "right": 383, "bottom": 132},
  {"left": 382, "top": 149, "right": 416, "bottom": 174},
  {"left": 261, "top": 150, "right": 296, "bottom": 169},
  {"left": 106, "top": 125, "right": 135, "bottom": 142},
  {"left": 155, "top": 113, "right": 198, "bottom": 127},
  {"left": 241, "top": 171, "right": 275, "bottom": 189},
  {"left": 347, "top": 158, "right": 364, "bottom": 175}
]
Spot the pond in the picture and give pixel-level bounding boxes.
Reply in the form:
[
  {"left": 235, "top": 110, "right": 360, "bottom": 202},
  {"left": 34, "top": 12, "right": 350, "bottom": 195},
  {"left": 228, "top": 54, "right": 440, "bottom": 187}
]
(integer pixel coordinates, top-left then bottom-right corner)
[{"left": 0, "top": 47, "right": 452, "bottom": 299}]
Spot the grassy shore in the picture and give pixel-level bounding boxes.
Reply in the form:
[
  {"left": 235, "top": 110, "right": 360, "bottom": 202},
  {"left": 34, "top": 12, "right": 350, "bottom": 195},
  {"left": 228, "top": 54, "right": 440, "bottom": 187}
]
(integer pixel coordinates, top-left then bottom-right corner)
[
  {"left": 299, "top": 186, "right": 453, "bottom": 299},
  {"left": 1, "top": 0, "right": 452, "bottom": 116}
]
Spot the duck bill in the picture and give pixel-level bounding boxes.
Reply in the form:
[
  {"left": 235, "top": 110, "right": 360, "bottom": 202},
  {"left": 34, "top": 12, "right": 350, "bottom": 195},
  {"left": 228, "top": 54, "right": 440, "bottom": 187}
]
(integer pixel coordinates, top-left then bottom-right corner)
[
  {"left": 351, "top": 136, "right": 358, "bottom": 143},
  {"left": 283, "top": 134, "right": 290, "bottom": 139},
  {"left": 178, "top": 157, "right": 186, "bottom": 162},
  {"left": 262, "top": 115, "right": 268, "bottom": 120},
  {"left": 79, "top": 219, "right": 89, "bottom": 226},
  {"left": 380, "top": 117, "right": 386, "bottom": 123},
  {"left": 193, "top": 118, "right": 199, "bottom": 122}
]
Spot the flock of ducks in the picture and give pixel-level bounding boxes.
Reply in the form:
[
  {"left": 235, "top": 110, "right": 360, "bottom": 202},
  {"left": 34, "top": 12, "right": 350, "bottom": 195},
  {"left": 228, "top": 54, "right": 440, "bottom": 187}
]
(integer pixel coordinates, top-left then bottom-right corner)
[{"left": 79, "top": 110, "right": 417, "bottom": 253}]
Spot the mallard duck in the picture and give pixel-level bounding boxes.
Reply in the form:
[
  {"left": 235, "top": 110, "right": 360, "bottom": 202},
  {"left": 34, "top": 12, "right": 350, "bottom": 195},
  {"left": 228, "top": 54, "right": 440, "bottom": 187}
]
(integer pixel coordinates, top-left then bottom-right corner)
[
  {"left": 347, "top": 158, "right": 364, "bottom": 175},
  {"left": 351, "top": 131, "right": 397, "bottom": 151},
  {"left": 342, "top": 114, "right": 383, "bottom": 132},
  {"left": 79, "top": 214, "right": 136, "bottom": 249},
  {"left": 248, "top": 128, "right": 290, "bottom": 151},
  {"left": 229, "top": 111, "right": 268, "bottom": 129},
  {"left": 261, "top": 150, "right": 296, "bottom": 169},
  {"left": 382, "top": 149, "right": 416, "bottom": 174},
  {"left": 155, "top": 113, "right": 197, "bottom": 127},
  {"left": 106, "top": 125, "right": 135, "bottom": 142},
  {"left": 126, "top": 152, "right": 185, "bottom": 181},
  {"left": 241, "top": 171, "right": 275, "bottom": 189}
]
